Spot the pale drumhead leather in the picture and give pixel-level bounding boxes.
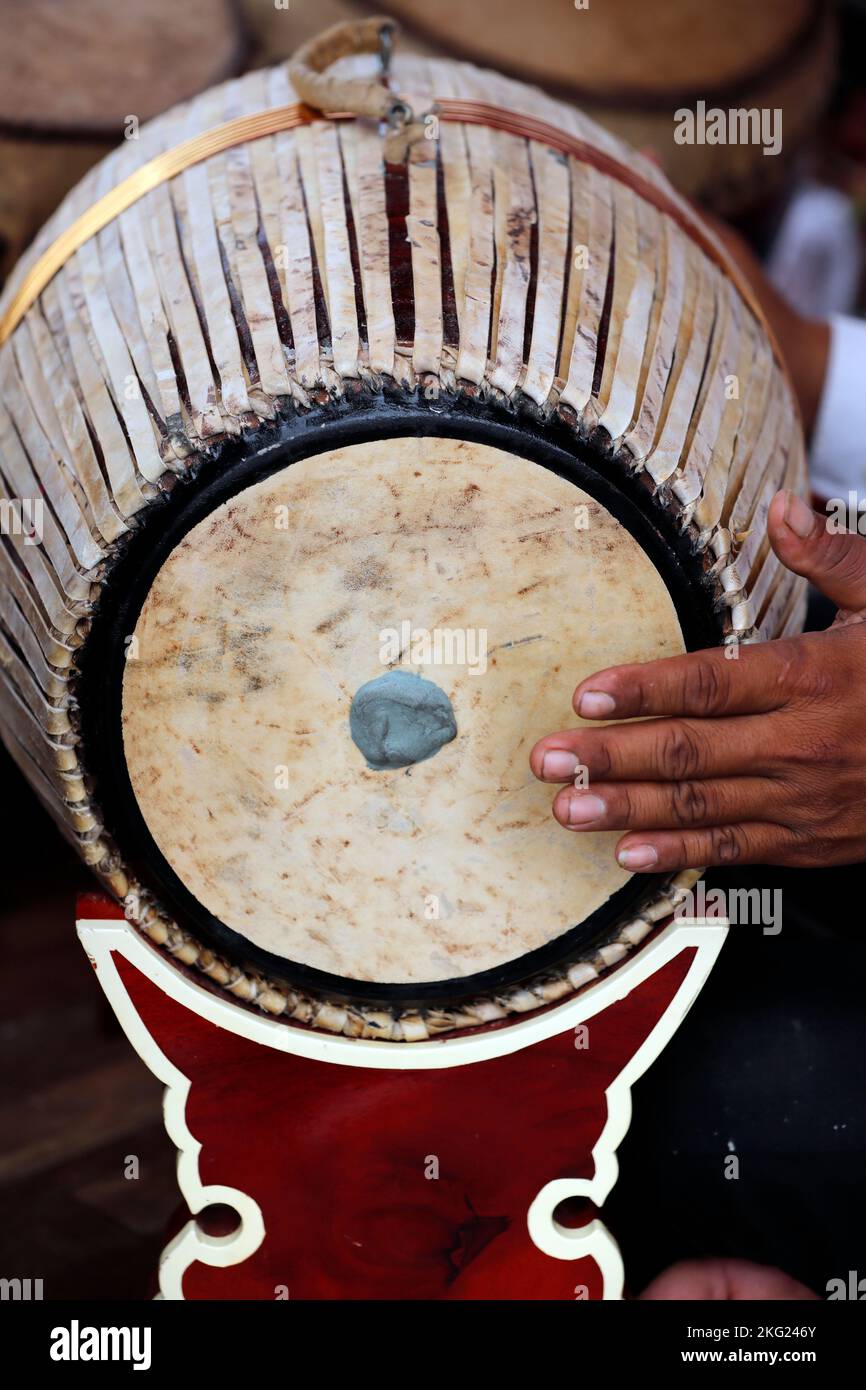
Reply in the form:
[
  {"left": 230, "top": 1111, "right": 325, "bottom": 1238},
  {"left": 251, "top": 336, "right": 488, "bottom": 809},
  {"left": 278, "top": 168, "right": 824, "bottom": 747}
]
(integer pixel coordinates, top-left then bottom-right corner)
[{"left": 122, "top": 436, "right": 684, "bottom": 987}]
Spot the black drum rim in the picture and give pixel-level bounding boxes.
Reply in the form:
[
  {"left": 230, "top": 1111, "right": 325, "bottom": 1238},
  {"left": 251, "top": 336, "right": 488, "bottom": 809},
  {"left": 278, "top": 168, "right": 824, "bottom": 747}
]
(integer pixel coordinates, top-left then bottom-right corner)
[{"left": 77, "top": 391, "right": 722, "bottom": 1011}]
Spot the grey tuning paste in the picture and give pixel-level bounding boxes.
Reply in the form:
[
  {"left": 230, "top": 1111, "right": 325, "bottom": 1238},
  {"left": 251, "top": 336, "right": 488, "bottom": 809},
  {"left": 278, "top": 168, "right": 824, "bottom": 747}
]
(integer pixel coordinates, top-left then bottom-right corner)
[{"left": 349, "top": 669, "right": 458, "bottom": 770}]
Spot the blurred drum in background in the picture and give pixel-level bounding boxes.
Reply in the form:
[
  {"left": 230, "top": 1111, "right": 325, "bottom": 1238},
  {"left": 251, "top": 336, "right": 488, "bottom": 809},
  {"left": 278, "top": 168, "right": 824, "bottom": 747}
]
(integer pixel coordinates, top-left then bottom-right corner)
[
  {"left": 0, "top": 0, "right": 244, "bottom": 283},
  {"left": 381, "top": 0, "right": 837, "bottom": 226},
  {"left": 0, "top": 17, "right": 806, "bottom": 1043}
]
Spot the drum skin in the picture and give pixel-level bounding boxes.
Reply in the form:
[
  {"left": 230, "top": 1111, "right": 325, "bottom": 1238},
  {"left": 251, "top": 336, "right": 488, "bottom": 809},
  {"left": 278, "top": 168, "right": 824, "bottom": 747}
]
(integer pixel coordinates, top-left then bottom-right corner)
[{"left": 0, "top": 38, "right": 807, "bottom": 1041}]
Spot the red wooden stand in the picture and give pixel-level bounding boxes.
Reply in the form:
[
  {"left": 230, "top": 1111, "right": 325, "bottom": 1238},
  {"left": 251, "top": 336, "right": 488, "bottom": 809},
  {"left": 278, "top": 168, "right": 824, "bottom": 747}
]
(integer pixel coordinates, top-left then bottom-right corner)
[{"left": 77, "top": 892, "right": 726, "bottom": 1300}]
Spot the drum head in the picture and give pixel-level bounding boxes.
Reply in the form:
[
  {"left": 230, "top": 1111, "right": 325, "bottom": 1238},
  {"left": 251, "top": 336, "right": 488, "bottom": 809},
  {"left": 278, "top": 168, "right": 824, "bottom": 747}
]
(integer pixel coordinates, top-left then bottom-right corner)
[{"left": 82, "top": 401, "right": 717, "bottom": 1008}]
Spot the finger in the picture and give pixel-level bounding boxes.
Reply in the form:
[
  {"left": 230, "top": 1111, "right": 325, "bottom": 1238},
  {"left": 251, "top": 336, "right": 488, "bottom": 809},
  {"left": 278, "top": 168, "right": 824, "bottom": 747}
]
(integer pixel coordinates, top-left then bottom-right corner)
[
  {"left": 639, "top": 1258, "right": 819, "bottom": 1302},
  {"left": 530, "top": 714, "right": 778, "bottom": 784},
  {"left": 613, "top": 822, "right": 792, "bottom": 872},
  {"left": 551, "top": 777, "right": 778, "bottom": 833},
  {"left": 570, "top": 641, "right": 797, "bottom": 722},
  {"left": 769, "top": 489, "right": 866, "bottom": 611}
]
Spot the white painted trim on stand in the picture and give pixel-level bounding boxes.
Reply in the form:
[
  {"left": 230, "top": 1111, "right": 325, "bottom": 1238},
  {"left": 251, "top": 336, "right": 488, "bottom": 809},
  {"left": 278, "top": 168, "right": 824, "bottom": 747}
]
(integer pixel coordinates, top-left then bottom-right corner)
[
  {"left": 78, "top": 923, "right": 265, "bottom": 1300},
  {"left": 527, "top": 917, "right": 727, "bottom": 1298},
  {"left": 78, "top": 914, "right": 726, "bottom": 1300}
]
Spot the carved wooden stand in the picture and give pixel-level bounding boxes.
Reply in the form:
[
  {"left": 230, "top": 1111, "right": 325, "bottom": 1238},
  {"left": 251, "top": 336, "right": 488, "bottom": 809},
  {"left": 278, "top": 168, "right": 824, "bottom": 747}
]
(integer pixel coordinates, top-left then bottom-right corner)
[{"left": 77, "top": 892, "right": 726, "bottom": 1300}]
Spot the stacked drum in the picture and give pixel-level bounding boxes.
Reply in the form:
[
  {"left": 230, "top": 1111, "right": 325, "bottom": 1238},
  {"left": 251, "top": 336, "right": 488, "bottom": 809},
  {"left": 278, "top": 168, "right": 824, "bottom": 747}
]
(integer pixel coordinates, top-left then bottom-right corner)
[{"left": 0, "top": 18, "right": 805, "bottom": 1042}]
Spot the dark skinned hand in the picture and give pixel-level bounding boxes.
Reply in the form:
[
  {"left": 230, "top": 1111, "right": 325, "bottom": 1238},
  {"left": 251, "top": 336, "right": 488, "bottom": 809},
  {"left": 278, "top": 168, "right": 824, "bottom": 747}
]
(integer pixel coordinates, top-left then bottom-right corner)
[{"left": 530, "top": 490, "right": 866, "bottom": 873}]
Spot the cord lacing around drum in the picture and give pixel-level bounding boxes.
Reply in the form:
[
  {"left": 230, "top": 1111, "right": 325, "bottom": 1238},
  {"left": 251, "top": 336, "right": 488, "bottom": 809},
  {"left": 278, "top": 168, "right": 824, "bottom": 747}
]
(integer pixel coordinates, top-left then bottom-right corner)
[{"left": 118, "top": 869, "right": 704, "bottom": 1042}]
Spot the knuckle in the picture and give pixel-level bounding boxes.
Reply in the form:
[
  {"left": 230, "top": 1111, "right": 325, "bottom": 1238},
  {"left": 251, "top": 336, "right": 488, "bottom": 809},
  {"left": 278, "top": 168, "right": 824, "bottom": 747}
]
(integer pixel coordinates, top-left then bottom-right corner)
[
  {"left": 779, "top": 824, "right": 827, "bottom": 867},
  {"left": 658, "top": 723, "right": 705, "bottom": 780},
  {"left": 685, "top": 657, "right": 727, "bottom": 714},
  {"left": 670, "top": 779, "right": 710, "bottom": 826},
  {"left": 671, "top": 834, "right": 693, "bottom": 865},
  {"left": 821, "top": 533, "right": 866, "bottom": 583},
  {"left": 811, "top": 800, "right": 839, "bottom": 828},
  {"left": 709, "top": 825, "right": 745, "bottom": 863},
  {"left": 774, "top": 844, "right": 803, "bottom": 869},
  {"left": 800, "top": 668, "right": 836, "bottom": 704},
  {"left": 589, "top": 737, "right": 614, "bottom": 778},
  {"left": 789, "top": 821, "right": 825, "bottom": 851},
  {"left": 794, "top": 723, "right": 846, "bottom": 769},
  {"left": 814, "top": 734, "right": 846, "bottom": 767},
  {"left": 769, "top": 641, "right": 799, "bottom": 696},
  {"left": 784, "top": 639, "right": 835, "bottom": 703},
  {"left": 616, "top": 784, "right": 636, "bottom": 824}
]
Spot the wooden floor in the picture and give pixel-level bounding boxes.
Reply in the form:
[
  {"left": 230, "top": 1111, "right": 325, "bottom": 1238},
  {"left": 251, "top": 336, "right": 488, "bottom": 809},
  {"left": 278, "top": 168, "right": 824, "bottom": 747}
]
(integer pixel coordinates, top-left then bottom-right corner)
[{"left": 0, "top": 749, "right": 179, "bottom": 1300}]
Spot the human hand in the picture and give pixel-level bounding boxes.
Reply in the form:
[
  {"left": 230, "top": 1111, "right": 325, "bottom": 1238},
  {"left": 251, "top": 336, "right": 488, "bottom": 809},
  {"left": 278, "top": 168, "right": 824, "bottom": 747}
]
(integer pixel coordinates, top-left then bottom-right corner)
[{"left": 530, "top": 491, "right": 866, "bottom": 873}]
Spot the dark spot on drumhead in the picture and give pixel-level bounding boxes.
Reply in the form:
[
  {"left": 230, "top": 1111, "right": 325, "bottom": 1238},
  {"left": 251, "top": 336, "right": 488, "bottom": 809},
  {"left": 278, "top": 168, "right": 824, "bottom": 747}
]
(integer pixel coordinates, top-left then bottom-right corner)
[
  {"left": 343, "top": 558, "right": 390, "bottom": 591},
  {"left": 315, "top": 607, "right": 350, "bottom": 634}
]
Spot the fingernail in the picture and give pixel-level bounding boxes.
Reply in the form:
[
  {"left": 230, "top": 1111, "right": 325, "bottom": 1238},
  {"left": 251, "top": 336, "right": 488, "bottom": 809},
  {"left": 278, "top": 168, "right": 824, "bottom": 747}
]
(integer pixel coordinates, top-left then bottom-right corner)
[
  {"left": 618, "top": 843, "right": 658, "bottom": 870},
  {"left": 578, "top": 690, "right": 616, "bottom": 718},
  {"left": 542, "top": 750, "right": 578, "bottom": 779},
  {"left": 566, "top": 793, "right": 606, "bottom": 826},
  {"left": 783, "top": 492, "right": 815, "bottom": 540}
]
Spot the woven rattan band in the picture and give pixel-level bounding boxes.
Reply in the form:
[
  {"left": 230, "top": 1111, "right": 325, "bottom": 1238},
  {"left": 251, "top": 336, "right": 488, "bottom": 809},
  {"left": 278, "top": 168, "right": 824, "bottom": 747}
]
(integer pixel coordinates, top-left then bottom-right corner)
[{"left": 0, "top": 97, "right": 790, "bottom": 395}]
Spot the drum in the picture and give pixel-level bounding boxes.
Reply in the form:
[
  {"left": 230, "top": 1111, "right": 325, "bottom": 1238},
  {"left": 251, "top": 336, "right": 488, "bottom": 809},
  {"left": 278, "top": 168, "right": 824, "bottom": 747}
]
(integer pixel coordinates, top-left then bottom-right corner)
[
  {"left": 0, "top": 17, "right": 806, "bottom": 1045},
  {"left": 379, "top": 0, "right": 837, "bottom": 220},
  {"left": 0, "top": 0, "right": 244, "bottom": 283}
]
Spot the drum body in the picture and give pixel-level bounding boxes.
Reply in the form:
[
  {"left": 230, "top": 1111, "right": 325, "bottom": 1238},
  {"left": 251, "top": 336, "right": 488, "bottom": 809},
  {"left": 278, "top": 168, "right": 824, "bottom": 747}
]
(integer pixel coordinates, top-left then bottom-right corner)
[{"left": 0, "top": 36, "right": 806, "bottom": 1043}]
